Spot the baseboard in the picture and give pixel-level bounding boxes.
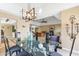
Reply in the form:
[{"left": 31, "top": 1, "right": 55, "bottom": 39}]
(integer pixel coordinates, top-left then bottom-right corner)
[{"left": 62, "top": 48, "right": 79, "bottom": 55}]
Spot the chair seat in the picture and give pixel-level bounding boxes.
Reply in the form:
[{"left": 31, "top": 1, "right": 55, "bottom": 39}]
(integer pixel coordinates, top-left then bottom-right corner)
[
  {"left": 6, "top": 45, "right": 21, "bottom": 55},
  {"left": 9, "top": 45, "right": 33, "bottom": 56},
  {"left": 16, "top": 50, "right": 33, "bottom": 56},
  {"left": 48, "top": 52, "right": 62, "bottom": 56}
]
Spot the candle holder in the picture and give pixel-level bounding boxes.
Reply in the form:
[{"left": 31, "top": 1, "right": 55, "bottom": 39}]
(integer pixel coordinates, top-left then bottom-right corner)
[{"left": 66, "top": 15, "right": 79, "bottom": 56}]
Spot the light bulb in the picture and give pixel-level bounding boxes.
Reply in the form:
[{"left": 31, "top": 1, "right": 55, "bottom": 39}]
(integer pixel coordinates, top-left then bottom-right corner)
[{"left": 20, "top": 43, "right": 23, "bottom": 47}]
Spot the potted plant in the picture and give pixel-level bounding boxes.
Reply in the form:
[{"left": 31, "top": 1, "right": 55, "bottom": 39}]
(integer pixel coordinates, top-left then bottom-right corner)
[{"left": 12, "top": 26, "right": 16, "bottom": 38}]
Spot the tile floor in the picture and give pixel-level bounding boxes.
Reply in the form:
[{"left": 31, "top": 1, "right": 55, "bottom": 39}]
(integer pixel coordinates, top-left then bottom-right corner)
[
  {"left": 0, "top": 48, "right": 79, "bottom": 56},
  {"left": 58, "top": 49, "right": 79, "bottom": 56}
]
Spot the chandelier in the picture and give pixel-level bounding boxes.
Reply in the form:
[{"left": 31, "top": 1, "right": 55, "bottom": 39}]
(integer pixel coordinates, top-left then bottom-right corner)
[{"left": 22, "top": 8, "right": 36, "bottom": 22}]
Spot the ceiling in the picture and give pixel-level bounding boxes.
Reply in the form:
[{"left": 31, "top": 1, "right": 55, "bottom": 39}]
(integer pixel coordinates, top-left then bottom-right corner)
[
  {"left": 0, "top": 3, "right": 79, "bottom": 19},
  {"left": 32, "top": 16, "right": 61, "bottom": 26},
  {"left": 0, "top": 3, "right": 79, "bottom": 25},
  {"left": 0, "top": 18, "right": 16, "bottom": 25}
]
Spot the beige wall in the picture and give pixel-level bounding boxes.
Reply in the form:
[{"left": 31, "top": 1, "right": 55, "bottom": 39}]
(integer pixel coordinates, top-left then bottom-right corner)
[
  {"left": 0, "top": 25, "right": 1, "bottom": 42},
  {"left": 1, "top": 24, "right": 12, "bottom": 37},
  {"left": 60, "top": 6, "right": 79, "bottom": 52},
  {"left": 37, "top": 24, "right": 61, "bottom": 35}
]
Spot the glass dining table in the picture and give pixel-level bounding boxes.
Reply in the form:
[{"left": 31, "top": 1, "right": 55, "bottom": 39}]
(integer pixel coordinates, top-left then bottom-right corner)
[{"left": 16, "top": 37, "right": 62, "bottom": 56}]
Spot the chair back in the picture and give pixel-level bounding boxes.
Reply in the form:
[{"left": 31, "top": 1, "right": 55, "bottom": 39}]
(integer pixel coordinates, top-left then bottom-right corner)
[
  {"left": 3, "top": 38, "right": 11, "bottom": 56},
  {"left": 50, "top": 36, "right": 58, "bottom": 45}
]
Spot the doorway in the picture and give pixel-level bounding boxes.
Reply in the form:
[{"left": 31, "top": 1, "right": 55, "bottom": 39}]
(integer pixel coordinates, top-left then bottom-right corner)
[{"left": 0, "top": 18, "right": 17, "bottom": 55}]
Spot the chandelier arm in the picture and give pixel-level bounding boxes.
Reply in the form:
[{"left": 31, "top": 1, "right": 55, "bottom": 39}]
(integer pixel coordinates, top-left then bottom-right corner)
[
  {"left": 28, "top": 8, "right": 35, "bottom": 13},
  {"left": 21, "top": 8, "right": 36, "bottom": 21}
]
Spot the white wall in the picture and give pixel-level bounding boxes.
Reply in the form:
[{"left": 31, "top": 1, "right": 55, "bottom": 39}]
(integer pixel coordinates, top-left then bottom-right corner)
[{"left": 17, "top": 19, "right": 32, "bottom": 40}]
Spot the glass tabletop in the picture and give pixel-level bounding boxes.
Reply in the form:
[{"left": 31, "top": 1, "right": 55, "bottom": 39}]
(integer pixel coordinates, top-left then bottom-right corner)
[{"left": 16, "top": 38, "right": 62, "bottom": 56}]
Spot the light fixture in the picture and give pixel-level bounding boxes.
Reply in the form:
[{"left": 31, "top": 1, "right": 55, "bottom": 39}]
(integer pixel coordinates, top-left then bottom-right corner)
[
  {"left": 66, "top": 15, "right": 79, "bottom": 56},
  {"left": 22, "top": 8, "right": 36, "bottom": 22}
]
